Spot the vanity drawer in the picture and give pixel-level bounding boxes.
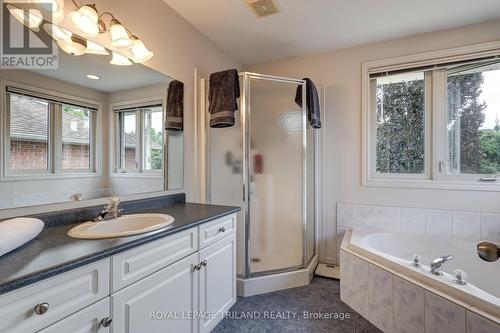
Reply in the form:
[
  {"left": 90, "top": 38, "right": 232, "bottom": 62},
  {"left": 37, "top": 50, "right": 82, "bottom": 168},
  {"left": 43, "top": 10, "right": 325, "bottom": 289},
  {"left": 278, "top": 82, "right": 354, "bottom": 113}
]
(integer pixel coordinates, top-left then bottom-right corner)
[
  {"left": 0, "top": 259, "right": 109, "bottom": 333},
  {"left": 38, "top": 297, "right": 110, "bottom": 333},
  {"left": 111, "top": 227, "right": 198, "bottom": 292},
  {"left": 198, "top": 214, "right": 236, "bottom": 249}
]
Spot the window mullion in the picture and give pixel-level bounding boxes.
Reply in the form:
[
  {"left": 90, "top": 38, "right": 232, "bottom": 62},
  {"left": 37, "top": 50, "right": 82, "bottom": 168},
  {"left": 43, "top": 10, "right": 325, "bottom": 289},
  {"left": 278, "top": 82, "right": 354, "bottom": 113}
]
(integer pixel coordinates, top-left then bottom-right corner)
[
  {"left": 137, "top": 110, "right": 142, "bottom": 172},
  {"left": 52, "top": 103, "right": 62, "bottom": 174},
  {"left": 431, "top": 69, "right": 447, "bottom": 181}
]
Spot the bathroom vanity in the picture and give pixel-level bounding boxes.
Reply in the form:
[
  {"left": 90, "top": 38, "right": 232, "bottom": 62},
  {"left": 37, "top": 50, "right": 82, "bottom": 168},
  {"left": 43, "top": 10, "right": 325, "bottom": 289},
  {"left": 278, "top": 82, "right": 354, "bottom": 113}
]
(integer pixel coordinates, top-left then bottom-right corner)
[{"left": 0, "top": 195, "right": 239, "bottom": 333}]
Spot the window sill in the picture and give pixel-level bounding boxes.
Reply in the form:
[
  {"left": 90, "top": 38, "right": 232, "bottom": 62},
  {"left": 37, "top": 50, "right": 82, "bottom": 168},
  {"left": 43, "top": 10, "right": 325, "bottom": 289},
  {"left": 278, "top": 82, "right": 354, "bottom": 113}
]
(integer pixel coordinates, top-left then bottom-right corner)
[
  {"left": 111, "top": 173, "right": 163, "bottom": 179},
  {"left": 363, "top": 177, "right": 500, "bottom": 192},
  {"left": 0, "top": 172, "right": 100, "bottom": 182}
]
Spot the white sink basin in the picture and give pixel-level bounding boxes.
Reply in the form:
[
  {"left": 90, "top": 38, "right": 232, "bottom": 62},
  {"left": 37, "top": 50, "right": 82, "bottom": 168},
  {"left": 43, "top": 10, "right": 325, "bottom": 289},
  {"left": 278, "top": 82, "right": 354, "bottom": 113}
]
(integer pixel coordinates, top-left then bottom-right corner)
[{"left": 67, "top": 214, "right": 175, "bottom": 239}]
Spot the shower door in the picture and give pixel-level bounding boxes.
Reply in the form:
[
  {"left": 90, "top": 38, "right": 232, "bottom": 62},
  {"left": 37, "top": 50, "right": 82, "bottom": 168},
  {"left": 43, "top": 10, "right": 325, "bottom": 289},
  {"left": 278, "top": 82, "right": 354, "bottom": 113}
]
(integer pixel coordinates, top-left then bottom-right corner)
[{"left": 246, "top": 75, "right": 306, "bottom": 274}]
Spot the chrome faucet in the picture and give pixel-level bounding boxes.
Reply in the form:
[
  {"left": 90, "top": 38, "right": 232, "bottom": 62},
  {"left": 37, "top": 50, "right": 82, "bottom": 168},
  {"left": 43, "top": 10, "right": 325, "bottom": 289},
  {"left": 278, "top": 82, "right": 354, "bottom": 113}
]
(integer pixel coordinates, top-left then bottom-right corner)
[
  {"left": 93, "top": 197, "right": 123, "bottom": 222},
  {"left": 430, "top": 255, "right": 454, "bottom": 275}
]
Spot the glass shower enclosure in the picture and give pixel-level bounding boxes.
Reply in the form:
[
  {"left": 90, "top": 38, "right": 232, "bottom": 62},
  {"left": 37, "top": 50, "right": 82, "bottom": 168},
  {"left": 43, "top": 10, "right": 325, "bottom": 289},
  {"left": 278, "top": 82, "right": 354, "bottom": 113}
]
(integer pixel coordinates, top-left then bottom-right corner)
[{"left": 207, "top": 72, "right": 315, "bottom": 278}]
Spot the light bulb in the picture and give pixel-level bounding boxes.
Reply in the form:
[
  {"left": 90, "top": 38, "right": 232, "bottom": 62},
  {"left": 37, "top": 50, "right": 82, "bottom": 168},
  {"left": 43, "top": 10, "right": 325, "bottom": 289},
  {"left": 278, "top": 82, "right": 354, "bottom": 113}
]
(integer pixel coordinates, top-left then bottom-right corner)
[
  {"left": 44, "top": 23, "right": 72, "bottom": 43},
  {"left": 7, "top": 5, "right": 43, "bottom": 31},
  {"left": 110, "top": 19, "right": 133, "bottom": 49},
  {"left": 130, "top": 36, "right": 153, "bottom": 63},
  {"left": 57, "top": 36, "right": 87, "bottom": 56},
  {"left": 69, "top": 4, "right": 99, "bottom": 37},
  {"left": 110, "top": 52, "right": 132, "bottom": 66},
  {"left": 85, "top": 41, "right": 109, "bottom": 55}
]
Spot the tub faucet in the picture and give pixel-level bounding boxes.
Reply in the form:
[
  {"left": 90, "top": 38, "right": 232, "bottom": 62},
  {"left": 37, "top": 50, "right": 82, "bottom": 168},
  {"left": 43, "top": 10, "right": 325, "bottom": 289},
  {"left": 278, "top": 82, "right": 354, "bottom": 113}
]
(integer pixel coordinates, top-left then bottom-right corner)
[
  {"left": 430, "top": 255, "right": 454, "bottom": 275},
  {"left": 93, "top": 197, "right": 123, "bottom": 222}
]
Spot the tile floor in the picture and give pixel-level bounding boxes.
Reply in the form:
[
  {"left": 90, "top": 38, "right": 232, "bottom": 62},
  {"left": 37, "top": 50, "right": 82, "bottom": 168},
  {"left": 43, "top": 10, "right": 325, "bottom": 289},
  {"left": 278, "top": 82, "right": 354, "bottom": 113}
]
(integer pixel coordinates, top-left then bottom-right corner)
[{"left": 213, "top": 276, "right": 382, "bottom": 333}]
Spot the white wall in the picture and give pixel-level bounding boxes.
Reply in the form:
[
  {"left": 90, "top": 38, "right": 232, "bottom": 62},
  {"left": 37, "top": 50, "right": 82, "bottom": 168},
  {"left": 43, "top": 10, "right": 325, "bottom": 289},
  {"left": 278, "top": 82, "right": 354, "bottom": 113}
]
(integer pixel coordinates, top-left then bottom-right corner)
[
  {"left": 86, "top": 0, "right": 241, "bottom": 202},
  {"left": 245, "top": 19, "right": 500, "bottom": 264}
]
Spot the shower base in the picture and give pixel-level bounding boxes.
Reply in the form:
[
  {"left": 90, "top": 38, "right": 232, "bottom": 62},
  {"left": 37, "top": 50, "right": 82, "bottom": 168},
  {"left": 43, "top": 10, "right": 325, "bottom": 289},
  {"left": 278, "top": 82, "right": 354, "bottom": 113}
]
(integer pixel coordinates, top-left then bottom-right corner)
[{"left": 236, "top": 254, "right": 318, "bottom": 297}]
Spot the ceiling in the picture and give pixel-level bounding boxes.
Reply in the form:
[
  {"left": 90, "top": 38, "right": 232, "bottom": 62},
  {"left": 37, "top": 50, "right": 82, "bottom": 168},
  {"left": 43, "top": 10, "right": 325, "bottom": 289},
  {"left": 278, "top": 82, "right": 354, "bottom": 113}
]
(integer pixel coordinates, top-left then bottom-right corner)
[
  {"left": 31, "top": 51, "right": 170, "bottom": 93},
  {"left": 164, "top": 0, "right": 500, "bottom": 65}
]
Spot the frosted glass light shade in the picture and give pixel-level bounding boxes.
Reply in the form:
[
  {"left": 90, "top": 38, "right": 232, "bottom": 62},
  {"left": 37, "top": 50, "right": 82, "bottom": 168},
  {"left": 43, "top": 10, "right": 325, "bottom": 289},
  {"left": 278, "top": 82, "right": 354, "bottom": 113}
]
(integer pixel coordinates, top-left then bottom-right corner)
[
  {"left": 69, "top": 5, "right": 99, "bottom": 37},
  {"left": 44, "top": 23, "right": 72, "bottom": 43},
  {"left": 131, "top": 37, "right": 153, "bottom": 63},
  {"left": 110, "top": 19, "right": 133, "bottom": 49},
  {"left": 57, "top": 36, "right": 87, "bottom": 56},
  {"left": 7, "top": 5, "right": 43, "bottom": 31},
  {"left": 85, "top": 41, "right": 109, "bottom": 55},
  {"left": 110, "top": 52, "right": 132, "bottom": 66}
]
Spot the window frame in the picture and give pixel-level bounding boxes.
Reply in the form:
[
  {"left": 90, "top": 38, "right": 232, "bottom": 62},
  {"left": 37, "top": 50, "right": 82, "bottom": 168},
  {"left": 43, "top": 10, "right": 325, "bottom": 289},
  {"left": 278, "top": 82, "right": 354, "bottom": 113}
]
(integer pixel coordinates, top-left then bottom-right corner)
[
  {"left": 112, "top": 98, "right": 165, "bottom": 177},
  {"left": 0, "top": 80, "right": 101, "bottom": 181},
  {"left": 362, "top": 41, "right": 500, "bottom": 191}
]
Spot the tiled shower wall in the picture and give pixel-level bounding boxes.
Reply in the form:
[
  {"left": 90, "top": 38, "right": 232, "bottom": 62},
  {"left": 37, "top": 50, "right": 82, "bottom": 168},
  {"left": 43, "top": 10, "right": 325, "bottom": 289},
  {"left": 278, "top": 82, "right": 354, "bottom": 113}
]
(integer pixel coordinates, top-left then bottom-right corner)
[{"left": 337, "top": 203, "right": 500, "bottom": 242}]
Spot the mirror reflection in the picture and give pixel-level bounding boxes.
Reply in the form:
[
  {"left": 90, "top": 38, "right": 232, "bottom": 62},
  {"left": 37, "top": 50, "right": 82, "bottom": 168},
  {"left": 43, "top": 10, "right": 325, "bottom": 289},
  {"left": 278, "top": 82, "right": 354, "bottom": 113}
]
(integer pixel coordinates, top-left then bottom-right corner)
[{"left": 0, "top": 27, "right": 184, "bottom": 209}]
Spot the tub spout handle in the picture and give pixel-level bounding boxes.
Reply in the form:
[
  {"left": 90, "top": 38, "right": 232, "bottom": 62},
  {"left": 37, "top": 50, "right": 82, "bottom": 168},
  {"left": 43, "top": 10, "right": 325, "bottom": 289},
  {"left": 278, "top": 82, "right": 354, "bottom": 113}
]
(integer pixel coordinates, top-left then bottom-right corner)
[{"left": 430, "top": 255, "right": 454, "bottom": 275}]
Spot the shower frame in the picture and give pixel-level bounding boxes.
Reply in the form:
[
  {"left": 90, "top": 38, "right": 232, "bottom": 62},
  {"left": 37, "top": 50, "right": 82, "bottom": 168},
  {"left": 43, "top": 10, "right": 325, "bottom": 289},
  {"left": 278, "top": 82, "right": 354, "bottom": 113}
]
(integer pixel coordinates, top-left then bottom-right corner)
[{"left": 205, "top": 71, "right": 316, "bottom": 279}]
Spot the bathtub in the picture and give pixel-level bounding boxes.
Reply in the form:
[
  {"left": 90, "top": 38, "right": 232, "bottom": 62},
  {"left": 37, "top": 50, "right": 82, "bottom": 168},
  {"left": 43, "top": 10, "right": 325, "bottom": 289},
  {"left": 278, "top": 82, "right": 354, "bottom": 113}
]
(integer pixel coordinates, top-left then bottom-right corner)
[{"left": 340, "top": 229, "right": 500, "bottom": 332}]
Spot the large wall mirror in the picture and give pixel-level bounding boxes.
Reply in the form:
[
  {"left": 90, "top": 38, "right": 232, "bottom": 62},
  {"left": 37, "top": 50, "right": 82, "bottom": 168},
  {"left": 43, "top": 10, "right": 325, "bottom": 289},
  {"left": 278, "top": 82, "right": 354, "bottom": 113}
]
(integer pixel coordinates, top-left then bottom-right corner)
[{"left": 0, "top": 12, "right": 184, "bottom": 210}]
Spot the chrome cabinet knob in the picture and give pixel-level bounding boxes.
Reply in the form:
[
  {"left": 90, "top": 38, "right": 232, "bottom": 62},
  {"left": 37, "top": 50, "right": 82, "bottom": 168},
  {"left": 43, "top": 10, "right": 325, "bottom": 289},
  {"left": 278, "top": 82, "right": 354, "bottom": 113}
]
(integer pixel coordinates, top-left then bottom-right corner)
[
  {"left": 218, "top": 227, "right": 226, "bottom": 233},
  {"left": 193, "top": 264, "right": 202, "bottom": 271},
  {"left": 201, "top": 260, "right": 207, "bottom": 267},
  {"left": 101, "top": 317, "right": 113, "bottom": 327},
  {"left": 34, "top": 302, "right": 49, "bottom": 315}
]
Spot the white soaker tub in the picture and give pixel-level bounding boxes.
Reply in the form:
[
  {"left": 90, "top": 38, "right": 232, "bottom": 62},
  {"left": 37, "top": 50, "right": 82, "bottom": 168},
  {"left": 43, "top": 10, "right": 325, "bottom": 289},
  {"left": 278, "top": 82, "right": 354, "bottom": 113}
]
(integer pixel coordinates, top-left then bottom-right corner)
[{"left": 349, "top": 229, "right": 500, "bottom": 311}]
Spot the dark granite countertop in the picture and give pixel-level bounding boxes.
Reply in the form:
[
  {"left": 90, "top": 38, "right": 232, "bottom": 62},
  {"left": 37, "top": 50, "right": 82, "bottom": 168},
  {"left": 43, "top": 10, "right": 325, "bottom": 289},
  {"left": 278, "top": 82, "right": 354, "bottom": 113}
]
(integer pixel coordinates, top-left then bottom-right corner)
[{"left": 0, "top": 201, "right": 240, "bottom": 295}]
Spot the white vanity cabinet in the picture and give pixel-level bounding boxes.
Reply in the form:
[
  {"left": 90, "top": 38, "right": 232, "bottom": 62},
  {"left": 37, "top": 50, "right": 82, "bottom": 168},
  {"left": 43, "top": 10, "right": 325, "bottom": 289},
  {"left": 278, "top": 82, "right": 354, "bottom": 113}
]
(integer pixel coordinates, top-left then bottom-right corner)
[
  {"left": 198, "top": 233, "right": 237, "bottom": 333},
  {"left": 0, "top": 213, "right": 237, "bottom": 333},
  {"left": 38, "top": 297, "right": 111, "bottom": 333}
]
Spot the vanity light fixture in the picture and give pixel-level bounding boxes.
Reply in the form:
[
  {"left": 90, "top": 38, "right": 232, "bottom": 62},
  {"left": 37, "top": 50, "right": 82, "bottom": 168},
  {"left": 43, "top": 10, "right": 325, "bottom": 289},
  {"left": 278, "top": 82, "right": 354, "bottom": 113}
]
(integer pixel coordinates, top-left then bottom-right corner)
[
  {"left": 110, "top": 19, "right": 133, "bottom": 49},
  {"left": 68, "top": 4, "right": 100, "bottom": 37},
  {"left": 68, "top": 0, "right": 153, "bottom": 62},
  {"left": 130, "top": 36, "right": 153, "bottom": 63},
  {"left": 86, "top": 74, "right": 100, "bottom": 80},
  {"left": 85, "top": 40, "right": 109, "bottom": 55},
  {"left": 37, "top": 0, "right": 65, "bottom": 23},
  {"left": 44, "top": 23, "right": 87, "bottom": 56},
  {"left": 6, "top": 4, "right": 43, "bottom": 31},
  {"left": 57, "top": 35, "right": 87, "bottom": 56},
  {"left": 44, "top": 23, "right": 72, "bottom": 42},
  {"left": 110, "top": 52, "right": 132, "bottom": 66}
]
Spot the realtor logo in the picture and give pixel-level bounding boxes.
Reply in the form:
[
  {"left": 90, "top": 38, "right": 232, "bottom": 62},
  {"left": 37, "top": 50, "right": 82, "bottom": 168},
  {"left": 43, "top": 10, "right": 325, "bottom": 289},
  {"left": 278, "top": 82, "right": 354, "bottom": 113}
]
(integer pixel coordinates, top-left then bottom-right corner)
[{"left": 1, "top": 1, "right": 58, "bottom": 69}]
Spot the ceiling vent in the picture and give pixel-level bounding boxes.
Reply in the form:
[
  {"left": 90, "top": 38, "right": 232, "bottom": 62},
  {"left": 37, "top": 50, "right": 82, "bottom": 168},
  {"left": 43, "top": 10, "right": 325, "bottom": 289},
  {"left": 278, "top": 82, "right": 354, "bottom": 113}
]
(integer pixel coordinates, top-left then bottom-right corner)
[{"left": 245, "top": 0, "right": 281, "bottom": 18}]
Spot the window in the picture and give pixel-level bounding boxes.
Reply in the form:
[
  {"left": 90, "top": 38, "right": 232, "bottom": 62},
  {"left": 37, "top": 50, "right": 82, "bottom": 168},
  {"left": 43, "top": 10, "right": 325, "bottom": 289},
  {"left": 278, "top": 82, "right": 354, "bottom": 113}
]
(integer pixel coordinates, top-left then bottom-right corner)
[
  {"left": 4, "top": 88, "right": 97, "bottom": 177},
  {"left": 115, "top": 104, "right": 163, "bottom": 174},
  {"left": 9, "top": 94, "right": 50, "bottom": 171},
  {"left": 62, "top": 105, "right": 92, "bottom": 170},
  {"left": 446, "top": 63, "right": 500, "bottom": 176},
  {"left": 364, "top": 46, "right": 500, "bottom": 189},
  {"left": 374, "top": 72, "right": 426, "bottom": 175}
]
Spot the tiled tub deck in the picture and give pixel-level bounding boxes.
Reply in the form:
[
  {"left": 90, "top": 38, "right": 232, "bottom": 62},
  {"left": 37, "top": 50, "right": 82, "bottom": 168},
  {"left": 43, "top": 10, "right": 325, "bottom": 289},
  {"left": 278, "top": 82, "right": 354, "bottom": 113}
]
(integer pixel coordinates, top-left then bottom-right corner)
[{"left": 340, "top": 231, "right": 500, "bottom": 333}]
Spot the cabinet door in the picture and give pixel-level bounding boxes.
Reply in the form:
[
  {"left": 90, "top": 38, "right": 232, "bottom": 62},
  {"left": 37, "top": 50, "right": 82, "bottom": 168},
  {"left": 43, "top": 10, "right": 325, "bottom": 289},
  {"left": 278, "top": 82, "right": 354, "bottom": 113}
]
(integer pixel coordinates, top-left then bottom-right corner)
[
  {"left": 198, "top": 234, "right": 236, "bottom": 333},
  {"left": 112, "top": 252, "right": 199, "bottom": 333},
  {"left": 38, "top": 297, "right": 110, "bottom": 333}
]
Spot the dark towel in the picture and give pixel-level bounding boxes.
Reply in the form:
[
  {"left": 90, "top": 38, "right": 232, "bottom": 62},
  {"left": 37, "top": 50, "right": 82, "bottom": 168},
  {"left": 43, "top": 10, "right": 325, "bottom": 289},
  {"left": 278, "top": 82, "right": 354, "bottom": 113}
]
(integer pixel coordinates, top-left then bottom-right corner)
[
  {"left": 209, "top": 69, "right": 240, "bottom": 128},
  {"left": 295, "top": 78, "right": 321, "bottom": 129},
  {"left": 166, "top": 80, "right": 184, "bottom": 131}
]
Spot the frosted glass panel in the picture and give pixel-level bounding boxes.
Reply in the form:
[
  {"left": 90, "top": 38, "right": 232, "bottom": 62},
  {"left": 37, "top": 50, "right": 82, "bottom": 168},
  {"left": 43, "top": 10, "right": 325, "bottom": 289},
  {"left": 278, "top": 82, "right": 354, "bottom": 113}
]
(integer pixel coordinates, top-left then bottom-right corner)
[
  {"left": 208, "top": 76, "right": 245, "bottom": 275},
  {"left": 249, "top": 78, "right": 304, "bottom": 273}
]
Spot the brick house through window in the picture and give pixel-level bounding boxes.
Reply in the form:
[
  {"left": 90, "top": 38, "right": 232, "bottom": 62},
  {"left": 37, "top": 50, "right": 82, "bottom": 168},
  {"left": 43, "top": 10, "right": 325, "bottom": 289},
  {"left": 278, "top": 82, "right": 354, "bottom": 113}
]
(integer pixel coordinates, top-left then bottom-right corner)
[{"left": 9, "top": 93, "right": 92, "bottom": 171}]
